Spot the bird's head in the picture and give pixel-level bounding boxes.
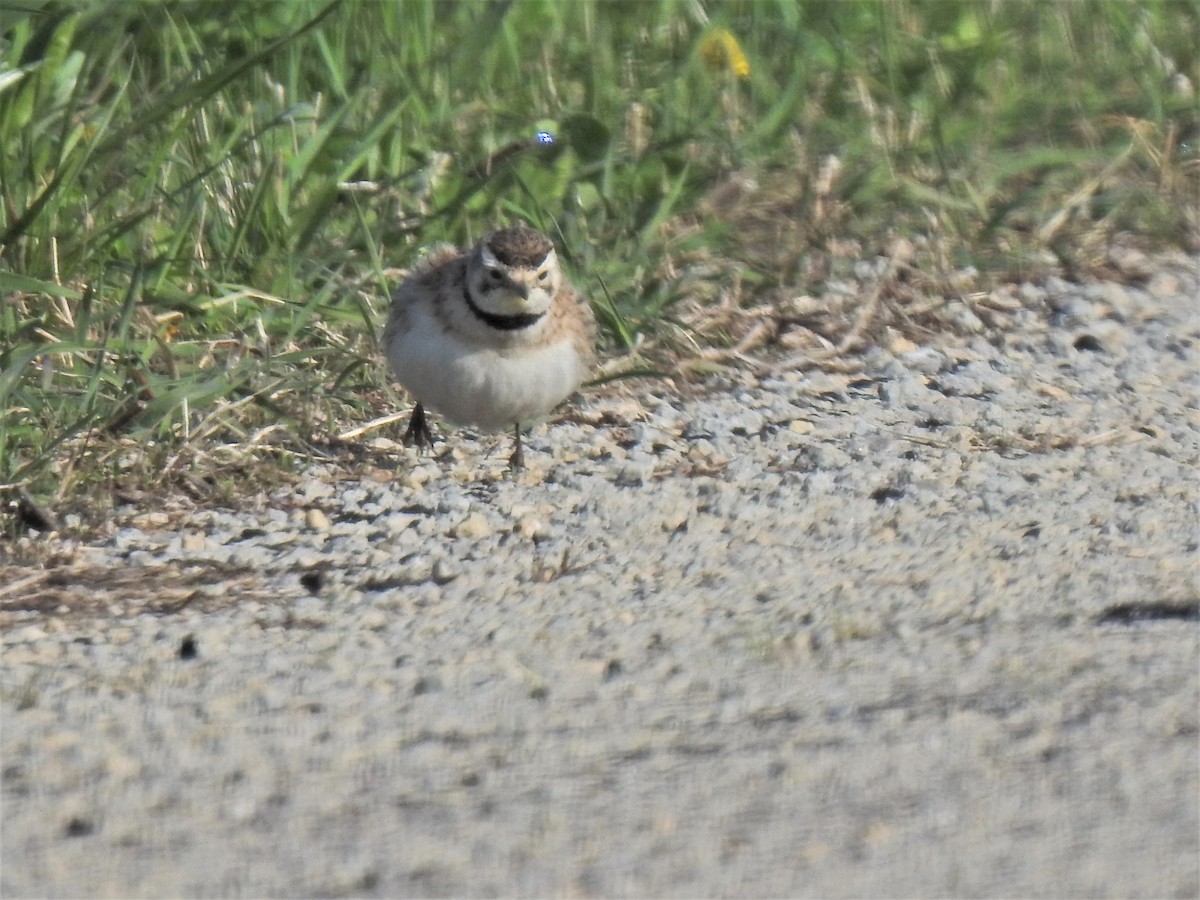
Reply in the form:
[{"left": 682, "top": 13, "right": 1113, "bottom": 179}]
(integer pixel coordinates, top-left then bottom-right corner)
[{"left": 465, "top": 225, "right": 560, "bottom": 321}]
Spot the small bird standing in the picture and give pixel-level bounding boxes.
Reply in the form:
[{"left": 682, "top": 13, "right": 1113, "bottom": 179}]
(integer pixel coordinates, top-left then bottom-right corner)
[{"left": 384, "top": 225, "right": 595, "bottom": 469}]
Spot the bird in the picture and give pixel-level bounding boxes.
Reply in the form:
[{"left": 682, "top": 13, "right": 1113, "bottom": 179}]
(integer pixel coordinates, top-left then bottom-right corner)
[{"left": 383, "top": 224, "right": 595, "bottom": 470}]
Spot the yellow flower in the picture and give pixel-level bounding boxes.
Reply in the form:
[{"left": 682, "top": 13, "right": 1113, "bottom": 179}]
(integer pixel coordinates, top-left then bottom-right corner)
[{"left": 700, "top": 28, "right": 750, "bottom": 79}]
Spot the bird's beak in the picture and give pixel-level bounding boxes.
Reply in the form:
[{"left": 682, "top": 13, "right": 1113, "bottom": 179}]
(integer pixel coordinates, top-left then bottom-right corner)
[{"left": 492, "top": 281, "right": 533, "bottom": 315}]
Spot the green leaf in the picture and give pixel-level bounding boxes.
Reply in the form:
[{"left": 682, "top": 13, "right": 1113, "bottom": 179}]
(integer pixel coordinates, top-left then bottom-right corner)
[
  {"left": 0, "top": 273, "right": 83, "bottom": 299},
  {"left": 560, "top": 114, "right": 612, "bottom": 164}
]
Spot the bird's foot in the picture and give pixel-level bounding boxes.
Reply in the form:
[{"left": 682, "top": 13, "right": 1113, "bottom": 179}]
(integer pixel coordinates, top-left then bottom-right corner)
[
  {"left": 508, "top": 423, "right": 524, "bottom": 472},
  {"left": 403, "top": 402, "right": 434, "bottom": 451}
]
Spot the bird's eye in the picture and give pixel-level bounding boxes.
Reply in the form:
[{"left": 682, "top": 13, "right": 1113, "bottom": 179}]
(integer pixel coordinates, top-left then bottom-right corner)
[
  {"left": 487, "top": 268, "right": 502, "bottom": 281},
  {"left": 537, "top": 270, "right": 549, "bottom": 282}
]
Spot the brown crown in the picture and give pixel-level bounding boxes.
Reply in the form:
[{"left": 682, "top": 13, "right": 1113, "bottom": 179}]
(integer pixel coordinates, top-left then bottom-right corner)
[{"left": 484, "top": 225, "right": 554, "bottom": 267}]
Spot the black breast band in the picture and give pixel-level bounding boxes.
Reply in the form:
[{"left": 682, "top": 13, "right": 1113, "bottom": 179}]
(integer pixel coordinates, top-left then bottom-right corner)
[{"left": 462, "top": 285, "right": 545, "bottom": 331}]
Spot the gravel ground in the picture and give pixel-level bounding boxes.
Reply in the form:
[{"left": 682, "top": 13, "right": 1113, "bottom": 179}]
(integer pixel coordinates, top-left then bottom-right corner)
[{"left": 3, "top": 259, "right": 1199, "bottom": 898}]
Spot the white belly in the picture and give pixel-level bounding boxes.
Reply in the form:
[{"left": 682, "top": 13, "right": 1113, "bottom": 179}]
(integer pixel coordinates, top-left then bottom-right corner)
[{"left": 387, "top": 308, "right": 586, "bottom": 431}]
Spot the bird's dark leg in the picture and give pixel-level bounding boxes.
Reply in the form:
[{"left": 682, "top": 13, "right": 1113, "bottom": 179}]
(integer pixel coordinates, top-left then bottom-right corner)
[
  {"left": 403, "top": 402, "right": 434, "bottom": 451},
  {"left": 509, "top": 423, "right": 524, "bottom": 471}
]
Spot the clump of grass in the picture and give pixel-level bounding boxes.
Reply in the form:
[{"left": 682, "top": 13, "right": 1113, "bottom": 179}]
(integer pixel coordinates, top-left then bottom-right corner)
[{"left": 1, "top": 0, "right": 1196, "bottom": 533}]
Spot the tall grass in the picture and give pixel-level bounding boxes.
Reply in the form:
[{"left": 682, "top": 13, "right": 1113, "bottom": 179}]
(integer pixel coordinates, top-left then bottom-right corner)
[{"left": 1, "top": 0, "right": 1196, "bottom": 527}]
